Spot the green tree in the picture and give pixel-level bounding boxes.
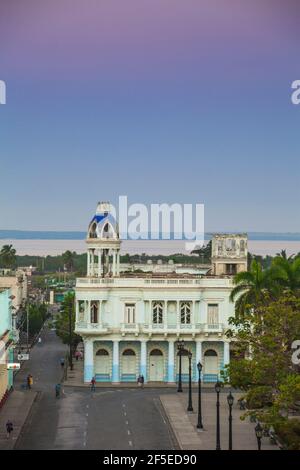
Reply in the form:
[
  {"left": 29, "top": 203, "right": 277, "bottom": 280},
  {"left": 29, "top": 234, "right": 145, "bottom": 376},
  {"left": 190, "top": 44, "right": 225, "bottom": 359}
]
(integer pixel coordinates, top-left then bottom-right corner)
[
  {"left": 0, "top": 244, "right": 17, "bottom": 269},
  {"left": 229, "top": 260, "right": 275, "bottom": 320},
  {"left": 62, "top": 250, "right": 76, "bottom": 272},
  {"left": 55, "top": 292, "right": 81, "bottom": 367},
  {"left": 224, "top": 294, "right": 300, "bottom": 449},
  {"left": 270, "top": 256, "right": 300, "bottom": 293},
  {"left": 191, "top": 240, "right": 212, "bottom": 263}
]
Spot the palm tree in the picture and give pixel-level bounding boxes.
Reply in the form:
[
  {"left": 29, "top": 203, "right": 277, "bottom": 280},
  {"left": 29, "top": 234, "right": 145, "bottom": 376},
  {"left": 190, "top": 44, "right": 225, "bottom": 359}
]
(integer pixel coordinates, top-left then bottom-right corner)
[
  {"left": 230, "top": 260, "right": 274, "bottom": 319},
  {"left": 0, "top": 244, "right": 16, "bottom": 269},
  {"left": 270, "top": 256, "right": 300, "bottom": 293},
  {"left": 62, "top": 250, "right": 76, "bottom": 272},
  {"left": 275, "top": 249, "right": 294, "bottom": 262}
]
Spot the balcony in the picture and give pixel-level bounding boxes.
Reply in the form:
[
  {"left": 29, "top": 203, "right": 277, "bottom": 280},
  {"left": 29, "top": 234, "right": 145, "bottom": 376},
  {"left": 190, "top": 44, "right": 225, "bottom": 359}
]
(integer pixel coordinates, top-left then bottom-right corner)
[
  {"left": 201, "top": 323, "right": 224, "bottom": 334},
  {"left": 143, "top": 323, "right": 203, "bottom": 335},
  {"left": 76, "top": 277, "right": 233, "bottom": 289},
  {"left": 120, "top": 323, "right": 140, "bottom": 336},
  {"left": 75, "top": 321, "right": 110, "bottom": 335}
]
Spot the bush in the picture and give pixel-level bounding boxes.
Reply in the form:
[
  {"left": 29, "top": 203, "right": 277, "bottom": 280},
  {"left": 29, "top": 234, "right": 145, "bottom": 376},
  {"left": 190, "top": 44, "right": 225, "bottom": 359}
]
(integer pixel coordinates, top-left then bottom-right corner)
[
  {"left": 275, "top": 419, "right": 300, "bottom": 450},
  {"left": 246, "top": 386, "right": 273, "bottom": 409}
]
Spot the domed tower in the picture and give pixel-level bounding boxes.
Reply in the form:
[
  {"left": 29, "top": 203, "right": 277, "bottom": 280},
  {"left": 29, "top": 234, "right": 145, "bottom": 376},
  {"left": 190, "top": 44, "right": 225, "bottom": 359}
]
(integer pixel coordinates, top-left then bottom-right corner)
[{"left": 86, "top": 202, "right": 121, "bottom": 277}]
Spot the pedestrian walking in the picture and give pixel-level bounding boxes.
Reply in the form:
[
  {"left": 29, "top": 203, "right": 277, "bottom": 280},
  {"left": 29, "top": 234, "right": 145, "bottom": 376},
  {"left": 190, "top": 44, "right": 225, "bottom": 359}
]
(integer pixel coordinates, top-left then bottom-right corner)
[
  {"left": 6, "top": 420, "right": 13, "bottom": 439},
  {"left": 137, "top": 375, "right": 142, "bottom": 388},
  {"left": 60, "top": 357, "right": 65, "bottom": 368},
  {"left": 27, "top": 374, "right": 33, "bottom": 390},
  {"left": 75, "top": 350, "right": 80, "bottom": 361},
  {"left": 91, "top": 376, "right": 96, "bottom": 392},
  {"left": 55, "top": 383, "right": 61, "bottom": 398},
  {"left": 140, "top": 374, "right": 145, "bottom": 389},
  {"left": 38, "top": 337, "right": 42, "bottom": 345}
]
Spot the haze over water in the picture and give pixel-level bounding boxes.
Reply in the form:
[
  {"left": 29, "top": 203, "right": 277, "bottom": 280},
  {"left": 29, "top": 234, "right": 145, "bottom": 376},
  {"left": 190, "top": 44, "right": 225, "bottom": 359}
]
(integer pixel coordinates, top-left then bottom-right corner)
[{"left": 2, "top": 239, "right": 300, "bottom": 257}]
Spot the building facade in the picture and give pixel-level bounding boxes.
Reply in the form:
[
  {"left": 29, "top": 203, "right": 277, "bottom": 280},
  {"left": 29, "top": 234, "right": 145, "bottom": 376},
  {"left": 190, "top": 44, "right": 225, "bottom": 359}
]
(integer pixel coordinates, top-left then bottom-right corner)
[
  {"left": 75, "top": 203, "right": 248, "bottom": 384},
  {"left": 0, "top": 288, "right": 15, "bottom": 406}
]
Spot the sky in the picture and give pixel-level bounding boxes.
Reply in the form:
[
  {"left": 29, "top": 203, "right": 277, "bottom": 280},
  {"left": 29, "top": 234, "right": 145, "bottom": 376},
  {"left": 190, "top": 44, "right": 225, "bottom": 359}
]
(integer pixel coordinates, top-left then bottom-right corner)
[{"left": 0, "top": 0, "right": 300, "bottom": 232}]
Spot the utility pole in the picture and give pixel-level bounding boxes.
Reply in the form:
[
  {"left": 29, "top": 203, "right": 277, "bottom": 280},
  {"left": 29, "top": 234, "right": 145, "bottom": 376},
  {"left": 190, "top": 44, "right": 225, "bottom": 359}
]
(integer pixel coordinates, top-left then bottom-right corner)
[
  {"left": 68, "top": 296, "right": 73, "bottom": 371},
  {"left": 26, "top": 304, "right": 29, "bottom": 353}
]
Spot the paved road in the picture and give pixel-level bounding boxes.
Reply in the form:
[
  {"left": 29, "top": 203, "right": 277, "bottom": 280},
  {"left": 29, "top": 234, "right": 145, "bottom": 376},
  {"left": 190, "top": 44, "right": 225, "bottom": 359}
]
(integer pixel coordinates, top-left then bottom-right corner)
[{"left": 15, "top": 328, "right": 176, "bottom": 450}]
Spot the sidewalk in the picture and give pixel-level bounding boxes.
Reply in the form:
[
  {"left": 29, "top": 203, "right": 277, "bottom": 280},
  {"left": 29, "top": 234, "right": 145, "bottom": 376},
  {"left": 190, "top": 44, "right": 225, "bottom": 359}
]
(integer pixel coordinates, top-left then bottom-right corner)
[
  {"left": 0, "top": 390, "right": 37, "bottom": 449},
  {"left": 63, "top": 360, "right": 220, "bottom": 388},
  {"left": 160, "top": 392, "right": 279, "bottom": 450}
]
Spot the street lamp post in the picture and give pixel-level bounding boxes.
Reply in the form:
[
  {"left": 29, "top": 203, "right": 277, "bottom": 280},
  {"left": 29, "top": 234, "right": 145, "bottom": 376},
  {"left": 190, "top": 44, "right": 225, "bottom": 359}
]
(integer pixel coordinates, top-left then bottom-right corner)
[
  {"left": 215, "top": 381, "right": 222, "bottom": 450},
  {"left": 255, "top": 422, "right": 263, "bottom": 450},
  {"left": 177, "top": 340, "right": 185, "bottom": 392},
  {"left": 187, "top": 351, "right": 193, "bottom": 412},
  {"left": 196, "top": 361, "right": 203, "bottom": 430},
  {"left": 227, "top": 391, "right": 234, "bottom": 450}
]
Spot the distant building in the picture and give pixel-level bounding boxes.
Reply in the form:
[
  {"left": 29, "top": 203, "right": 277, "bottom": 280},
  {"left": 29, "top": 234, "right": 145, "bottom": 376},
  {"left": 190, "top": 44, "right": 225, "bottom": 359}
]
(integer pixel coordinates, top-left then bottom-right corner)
[
  {"left": 211, "top": 234, "right": 248, "bottom": 275},
  {"left": 0, "top": 288, "right": 16, "bottom": 406},
  {"left": 75, "top": 202, "right": 248, "bottom": 384},
  {"left": 0, "top": 270, "right": 28, "bottom": 311}
]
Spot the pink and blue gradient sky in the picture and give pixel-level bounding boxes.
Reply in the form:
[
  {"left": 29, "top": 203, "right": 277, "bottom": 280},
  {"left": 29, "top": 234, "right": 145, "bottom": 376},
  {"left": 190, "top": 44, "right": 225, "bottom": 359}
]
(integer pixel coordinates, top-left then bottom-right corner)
[{"left": 0, "top": 0, "right": 300, "bottom": 231}]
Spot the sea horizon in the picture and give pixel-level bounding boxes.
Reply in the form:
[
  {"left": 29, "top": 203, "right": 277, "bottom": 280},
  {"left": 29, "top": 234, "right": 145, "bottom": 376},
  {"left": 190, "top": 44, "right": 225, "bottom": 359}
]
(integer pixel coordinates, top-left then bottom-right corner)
[{"left": 1, "top": 237, "right": 300, "bottom": 257}]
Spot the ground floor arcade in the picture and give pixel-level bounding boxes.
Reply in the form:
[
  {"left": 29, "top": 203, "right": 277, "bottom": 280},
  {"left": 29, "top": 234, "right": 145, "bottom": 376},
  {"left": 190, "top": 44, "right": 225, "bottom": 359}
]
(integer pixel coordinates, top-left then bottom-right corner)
[{"left": 83, "top": 338, "right": 230, "bottom": 384}]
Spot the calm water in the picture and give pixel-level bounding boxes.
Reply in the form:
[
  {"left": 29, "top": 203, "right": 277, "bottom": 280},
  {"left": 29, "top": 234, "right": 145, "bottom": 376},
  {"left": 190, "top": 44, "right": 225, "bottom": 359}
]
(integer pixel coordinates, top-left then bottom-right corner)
[{"left": 2, "top": 239, "right": 300, "bottom": 256}]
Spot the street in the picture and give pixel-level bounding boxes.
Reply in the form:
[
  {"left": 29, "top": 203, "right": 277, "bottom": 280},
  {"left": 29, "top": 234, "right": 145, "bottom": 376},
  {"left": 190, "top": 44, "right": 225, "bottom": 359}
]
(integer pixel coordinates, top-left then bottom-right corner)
[{"left": 14, "top": 328, "right": 176, "bottom": 450}]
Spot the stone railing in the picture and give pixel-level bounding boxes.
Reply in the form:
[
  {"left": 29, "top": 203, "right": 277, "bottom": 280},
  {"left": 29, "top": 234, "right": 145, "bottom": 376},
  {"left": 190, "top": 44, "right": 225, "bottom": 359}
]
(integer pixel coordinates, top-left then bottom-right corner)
[{"left": 76, "top": 277, "right": 232, "bottom": 288}]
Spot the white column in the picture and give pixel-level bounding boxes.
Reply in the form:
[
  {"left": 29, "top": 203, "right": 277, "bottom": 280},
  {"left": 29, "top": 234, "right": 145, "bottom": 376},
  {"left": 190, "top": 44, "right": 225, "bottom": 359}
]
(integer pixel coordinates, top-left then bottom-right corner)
[
  {"left": 117, "top": 250, "right": 120, "bottom": 275},
  {"left": 223, "top": 341, "right": 230, "bottom": 367},
  {"left": 112, "top": 340, "right": 120, "bottom": 382},
  {"left": 98, "top": 249, "right": 102, "bottom": 277},
  {"left": 140, "top": 340, "right": 147, "bottom": 382},
  {"left": 75, "top": 300, "right": 79, "bottom": 322},
  {"left": 112, "top": 250, "right": 116, "bottom": 276},
  {"left": 87, "top": 250, "right": 90, "bottom": 276},
  {"left": 84, "top": 339, "right": 94, "bottom": 382},
  {"left": 164, "top": 300, "right": 167, "bottom": 329},
  {"left": 176, "top": 300, "right": 180, "bottom": 329},
  {"left": 192, "top": 300, "right": 195, "bottom": 327},
  {"left": 167, "top": 340, "right": 175, "bottom": 382},
  {"left": 87, "top": 300, "right": 91, "bottom": 325}
]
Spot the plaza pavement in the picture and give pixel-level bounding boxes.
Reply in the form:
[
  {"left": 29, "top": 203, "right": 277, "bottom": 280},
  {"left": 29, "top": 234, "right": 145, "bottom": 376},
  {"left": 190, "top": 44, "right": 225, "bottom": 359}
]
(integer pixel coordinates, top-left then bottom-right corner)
[{"left": 160, "top": 392, "right": 279, "bottom": 450}]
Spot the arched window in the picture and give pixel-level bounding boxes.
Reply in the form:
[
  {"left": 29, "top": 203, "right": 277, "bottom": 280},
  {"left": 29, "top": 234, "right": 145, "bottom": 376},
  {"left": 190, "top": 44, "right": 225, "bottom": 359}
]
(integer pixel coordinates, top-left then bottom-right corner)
[
  {"left": 180, "top": 302, "right": 191, "bottom": 324},
  {"left": 204, "top": 349, "right": 218, "bottom": 357},
  {"left": 150, "top": 349, "right": 163, "bottom": 356},
  {"left": 89, "top": 222, "right": 97, "bottom": 239},
  {"left": 101, "top": 222, "right": 115, "bottom": 239},
  {"left": 152, "top": 302, "right": 163, "bottom": 324},
  {"left": 96, "top": 349, "right": 109, "bottom": 356},
  {"left": 91, "top": 301, "right": 98, "bottom": 323},
  {"left": 122, "top": 349, "right": 136, "bottom": 356}
]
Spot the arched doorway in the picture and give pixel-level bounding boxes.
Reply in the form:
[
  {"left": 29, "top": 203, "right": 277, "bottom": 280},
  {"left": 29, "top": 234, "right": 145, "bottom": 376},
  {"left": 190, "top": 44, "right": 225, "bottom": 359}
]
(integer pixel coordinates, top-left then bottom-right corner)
[
  {"left": 203, "top": 349, "right": 218, "bottom": 382},
  {"left": 94, "top": 348, "right": 110, "bottom": 381},
  {"left": 121, "top": 349, "right": 137, "bottom": 382},
  {"left": 149, "top": 349, "right": 164, "bottom": 382},
  {"left": 176, "top": 349, "right": 190, "bottom": 382}
]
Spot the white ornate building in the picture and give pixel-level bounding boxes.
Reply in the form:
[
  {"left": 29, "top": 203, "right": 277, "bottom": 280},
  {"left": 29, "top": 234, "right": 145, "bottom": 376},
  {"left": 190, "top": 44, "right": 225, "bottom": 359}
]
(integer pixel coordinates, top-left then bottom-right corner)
[{"left": 75, "top": 203, "right": 248, "bottom": 384}]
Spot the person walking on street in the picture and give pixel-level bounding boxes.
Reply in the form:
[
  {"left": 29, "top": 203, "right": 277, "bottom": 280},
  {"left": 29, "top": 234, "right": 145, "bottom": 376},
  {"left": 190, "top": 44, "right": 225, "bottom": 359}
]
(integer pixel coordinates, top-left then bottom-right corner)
[
  {"left": 140, "top": 374, "right": 145, "bottom": 389},
  {"left": 38, "top": 337, "right": 42, "bottom": 345},
  {"left": 75, "top": 350, "right": 80, "bottom": 361},
  {"left": 27, "top": 374, "right": 33, "bottom": 390},
  {"left": 6, "top": 420, "right": 13, "bottom": 439},
  {"left": 60, "top": 357, "right": 65, "bottom": 368},
  {"left": 55, "top": 383, "right": 61, "bottom": 398},
  {"left": 91, "top": 376, "right": 96, "bottom": 392}
]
